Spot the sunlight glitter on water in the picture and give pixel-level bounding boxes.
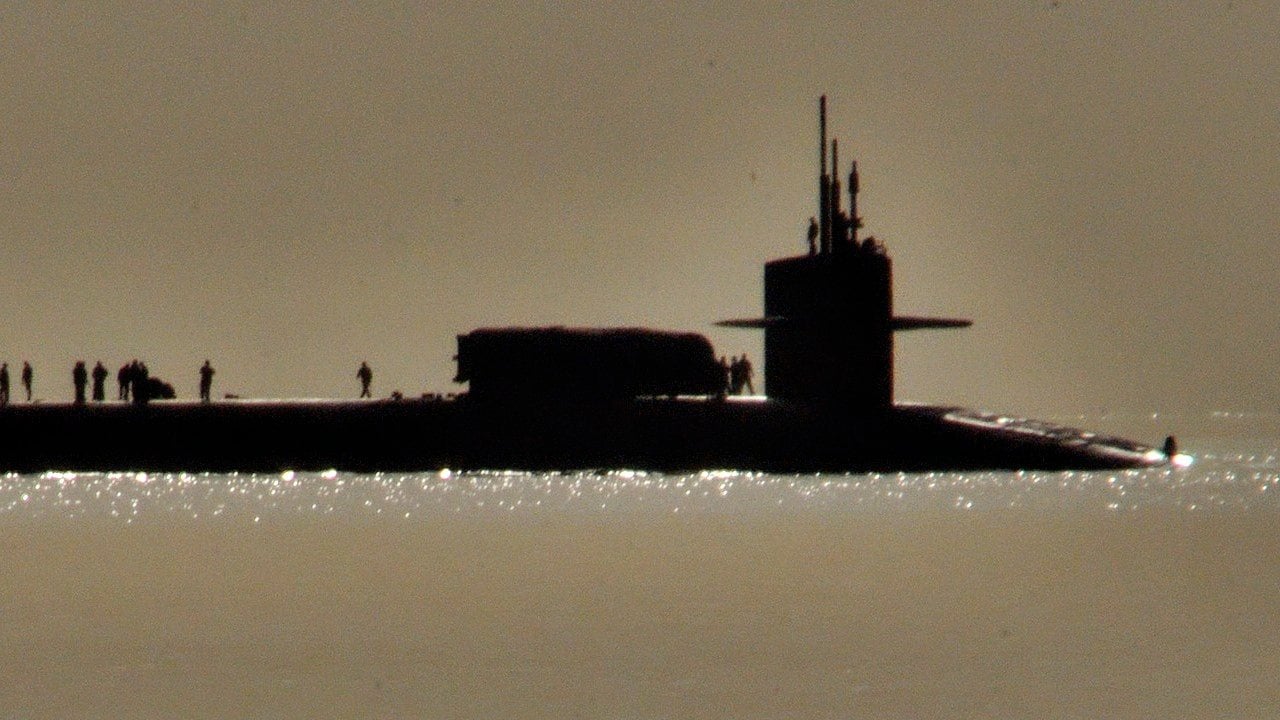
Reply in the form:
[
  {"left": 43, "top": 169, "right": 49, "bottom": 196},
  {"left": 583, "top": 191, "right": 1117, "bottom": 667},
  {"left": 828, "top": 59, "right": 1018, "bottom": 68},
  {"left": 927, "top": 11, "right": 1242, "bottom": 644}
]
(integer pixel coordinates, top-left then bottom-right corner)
[
  {"left": 2, "top": 454, "right": 1277, "bottom": 522},
  {"left": 2, "top": 417, "right": 1276, "bottom": 719}
]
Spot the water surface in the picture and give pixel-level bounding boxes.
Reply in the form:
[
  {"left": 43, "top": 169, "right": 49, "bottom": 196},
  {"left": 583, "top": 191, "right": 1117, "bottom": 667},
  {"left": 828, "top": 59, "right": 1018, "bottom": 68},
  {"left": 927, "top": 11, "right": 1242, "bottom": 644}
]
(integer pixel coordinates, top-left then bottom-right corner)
[{"left": 2, "top": 413, "right": 1277, "bottom": 718}]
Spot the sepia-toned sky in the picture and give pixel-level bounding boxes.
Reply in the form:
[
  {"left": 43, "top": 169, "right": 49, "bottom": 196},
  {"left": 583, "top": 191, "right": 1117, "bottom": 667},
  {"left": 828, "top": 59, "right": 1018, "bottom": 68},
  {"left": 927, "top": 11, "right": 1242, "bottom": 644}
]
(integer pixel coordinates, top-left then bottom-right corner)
[{"left": 2, "top": 2, "right": 1277, "bottom": 416}]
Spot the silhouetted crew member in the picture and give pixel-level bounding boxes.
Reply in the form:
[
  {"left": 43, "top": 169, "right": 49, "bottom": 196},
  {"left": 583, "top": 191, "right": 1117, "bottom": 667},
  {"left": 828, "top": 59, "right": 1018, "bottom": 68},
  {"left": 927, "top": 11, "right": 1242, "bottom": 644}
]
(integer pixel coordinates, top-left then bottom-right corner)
[
  {"left": 0, "top": 363, "right": 9, "bottom": 406},
  {"left": 131, "top": 360, "right": 150, "bottom": 405},
  {"left": 357, "top": 361, "right": 373, "bottom": 398},
  {"left": 72, "top": 362, "right": 88, "bottom": 405},
  {"left": 807, "top": 216, "right": 818, "bottom": 255},
  {"left": 199, "top": 360, "right": 215, "bottom": 402},
  {"left": 728, "top": 356, "right": 744, "bottom": 394},
  {"left": 717, "top": 356, "right": 731, "bottom": 397},
  {"left": 91, "top": 361, "right": 107, "bottom": 402},
  {"left": 118, "top": 362, "right": 131, "bottom": 401},
  {"left": 740, "top": 354, "right": 755, "bottom": 395},
  {"left": 21, "top": 362, "right": 32, "bottom": 402}
]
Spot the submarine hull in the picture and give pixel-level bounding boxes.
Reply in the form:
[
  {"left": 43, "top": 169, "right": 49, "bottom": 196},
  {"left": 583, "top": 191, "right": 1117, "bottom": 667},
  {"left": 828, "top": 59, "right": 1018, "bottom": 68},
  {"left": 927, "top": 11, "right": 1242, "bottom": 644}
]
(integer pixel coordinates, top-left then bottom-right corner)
[{"left": 0, "top": 398, "right": 1163, "bottom": 474}]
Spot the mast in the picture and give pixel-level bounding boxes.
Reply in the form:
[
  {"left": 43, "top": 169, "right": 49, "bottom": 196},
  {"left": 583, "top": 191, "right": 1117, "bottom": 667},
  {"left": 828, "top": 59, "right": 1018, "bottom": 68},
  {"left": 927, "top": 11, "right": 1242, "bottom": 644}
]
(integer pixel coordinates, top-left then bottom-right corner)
[
  {"left": 849, "top": 160, "right": 860, "bottom": 244},
  {"left": 818, "top": 95, "right": 831, "bottom": 255},
  {"left": 831, "top": 138, "right": 843, "bottom": 250}
]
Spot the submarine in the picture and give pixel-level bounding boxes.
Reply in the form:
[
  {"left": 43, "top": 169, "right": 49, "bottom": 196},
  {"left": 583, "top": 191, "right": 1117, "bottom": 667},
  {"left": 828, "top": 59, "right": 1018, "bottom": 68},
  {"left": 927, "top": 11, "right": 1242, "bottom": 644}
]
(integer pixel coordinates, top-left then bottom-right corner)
[{"left": 0, "top": 97, "right": 1172, "bottom": 474}]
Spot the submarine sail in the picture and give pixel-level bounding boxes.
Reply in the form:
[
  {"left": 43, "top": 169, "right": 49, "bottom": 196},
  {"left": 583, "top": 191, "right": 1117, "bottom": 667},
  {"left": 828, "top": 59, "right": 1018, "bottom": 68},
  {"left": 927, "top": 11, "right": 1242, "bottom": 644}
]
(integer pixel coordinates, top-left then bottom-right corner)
[{"left": 719, "top": 94, "right": 971, "bottom": 408}]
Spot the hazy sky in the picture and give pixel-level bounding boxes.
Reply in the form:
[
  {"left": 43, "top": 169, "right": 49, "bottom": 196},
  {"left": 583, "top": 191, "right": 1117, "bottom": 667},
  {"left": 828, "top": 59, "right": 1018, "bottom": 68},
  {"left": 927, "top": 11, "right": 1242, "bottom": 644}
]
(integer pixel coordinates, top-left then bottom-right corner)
[{"left": 2, "top": 2, "right": 1277, "bottom": 416}]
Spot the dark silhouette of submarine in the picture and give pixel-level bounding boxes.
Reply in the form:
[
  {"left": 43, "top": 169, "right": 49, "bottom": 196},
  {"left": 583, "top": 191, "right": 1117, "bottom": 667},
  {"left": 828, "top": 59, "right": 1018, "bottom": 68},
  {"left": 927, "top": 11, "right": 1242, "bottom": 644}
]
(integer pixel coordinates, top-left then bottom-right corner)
[{"left": 0, "top": 97, "right": 1171, "bottom": 474}]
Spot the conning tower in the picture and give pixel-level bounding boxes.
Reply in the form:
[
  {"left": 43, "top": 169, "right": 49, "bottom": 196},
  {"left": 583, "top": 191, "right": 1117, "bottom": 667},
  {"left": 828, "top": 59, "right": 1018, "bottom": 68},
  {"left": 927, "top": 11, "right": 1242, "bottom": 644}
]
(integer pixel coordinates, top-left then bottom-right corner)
[{"left": 721, "top": 96, "right": 970, "bottom": 408}]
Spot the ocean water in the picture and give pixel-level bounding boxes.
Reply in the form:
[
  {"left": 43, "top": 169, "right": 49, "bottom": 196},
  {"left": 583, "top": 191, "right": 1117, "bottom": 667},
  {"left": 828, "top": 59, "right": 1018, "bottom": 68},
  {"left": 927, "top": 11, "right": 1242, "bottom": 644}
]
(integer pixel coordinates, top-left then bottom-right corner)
[{"left": 1, "top": 412, "right": 1277, "bottom": 719}]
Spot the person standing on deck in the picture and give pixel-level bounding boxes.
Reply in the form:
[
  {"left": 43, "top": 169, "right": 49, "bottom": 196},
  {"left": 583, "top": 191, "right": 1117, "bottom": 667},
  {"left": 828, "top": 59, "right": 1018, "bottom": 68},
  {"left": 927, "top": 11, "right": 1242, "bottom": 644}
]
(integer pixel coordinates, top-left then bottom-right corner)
[
  {"left": 0, "top": 363, "right": 9, "bottom": 406},
  {"left": 72, "top": 362, "right": 88, "bottom": 405},
  {"left": 132, "top": 361, "right": 150, "bottom": 404},
  {"left": 199, "top": 360, "right": 215, "bottom": 402},
  {"left": 21, "top": 362, "right": 32, "bottom": 402},
  {"left": 728, "top": 356, "right": 744, "bottom": 394},
  {"left": 117, "top": 362, "right": 131, "bottom": 401},
  {"left": 357, "top": 361, "right": 372, "bottom": 398},
  {"left": 91, "top": 361, "right": 107, "bottom": 402}
]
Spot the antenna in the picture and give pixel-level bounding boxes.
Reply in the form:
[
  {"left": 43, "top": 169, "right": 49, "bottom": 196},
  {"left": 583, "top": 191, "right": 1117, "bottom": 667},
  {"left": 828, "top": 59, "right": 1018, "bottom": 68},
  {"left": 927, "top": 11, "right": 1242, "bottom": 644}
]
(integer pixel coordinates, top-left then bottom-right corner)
[
  {"left": 831, "top": 138, "right": 843, "bottom": 249},
  {"left": 818, "top": 95, "right": 830, "bottom": 254},
  {"left": 819, "top": 96, "right": 827, "bottom": 177},
  {"left": 849, "top": 160, "right": 860, "bottom": 244}
]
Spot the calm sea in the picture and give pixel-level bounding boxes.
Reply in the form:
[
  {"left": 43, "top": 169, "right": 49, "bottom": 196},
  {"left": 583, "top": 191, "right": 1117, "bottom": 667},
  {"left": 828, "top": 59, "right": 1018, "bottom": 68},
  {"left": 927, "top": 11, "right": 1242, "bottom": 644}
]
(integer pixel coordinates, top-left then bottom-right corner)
[{"left": 2, "top": 412, "right": 1277, "bottom": 719}]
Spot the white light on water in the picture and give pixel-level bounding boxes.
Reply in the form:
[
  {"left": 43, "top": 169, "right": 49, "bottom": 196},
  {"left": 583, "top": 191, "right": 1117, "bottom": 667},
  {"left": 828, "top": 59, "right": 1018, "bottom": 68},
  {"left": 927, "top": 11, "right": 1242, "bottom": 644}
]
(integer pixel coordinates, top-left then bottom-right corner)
[
  {"left": 0, "top": 454, "right": 1268, "bottom": 521},
  {"left": 0, "top": 416, "right": 1275, "bottom": 717},
  {"left": 0, "top": 418, "right": 1270, "bottom": 520}
]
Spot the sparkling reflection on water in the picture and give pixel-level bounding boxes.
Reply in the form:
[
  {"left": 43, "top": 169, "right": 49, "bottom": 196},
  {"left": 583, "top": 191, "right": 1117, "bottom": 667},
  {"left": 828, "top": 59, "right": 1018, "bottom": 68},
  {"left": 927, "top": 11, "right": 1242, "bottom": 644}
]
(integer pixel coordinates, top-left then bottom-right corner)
[
  {"left": 2, "top": 416, "right": 1277, "bottom": 718},
  {"left": 2, "top": 445, "right": 1277, "bottom": 522}
]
